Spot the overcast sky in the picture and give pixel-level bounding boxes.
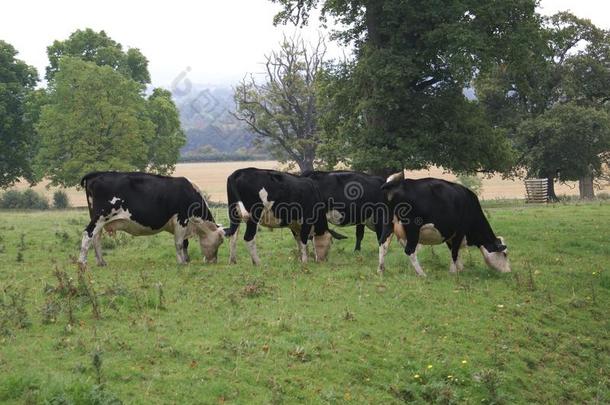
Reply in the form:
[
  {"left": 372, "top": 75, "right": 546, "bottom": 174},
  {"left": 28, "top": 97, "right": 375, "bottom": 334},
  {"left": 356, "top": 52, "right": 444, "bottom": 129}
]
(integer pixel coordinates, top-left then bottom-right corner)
[{"left": 2, "top": 0, "right": 609, "bottom": 90}]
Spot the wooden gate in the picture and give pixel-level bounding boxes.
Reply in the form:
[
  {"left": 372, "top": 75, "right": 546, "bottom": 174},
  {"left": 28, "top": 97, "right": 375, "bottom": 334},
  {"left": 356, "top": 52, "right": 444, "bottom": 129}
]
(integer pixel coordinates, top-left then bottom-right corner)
[{"left": 525, "top": 178, "right": 549, "bottom": 203}]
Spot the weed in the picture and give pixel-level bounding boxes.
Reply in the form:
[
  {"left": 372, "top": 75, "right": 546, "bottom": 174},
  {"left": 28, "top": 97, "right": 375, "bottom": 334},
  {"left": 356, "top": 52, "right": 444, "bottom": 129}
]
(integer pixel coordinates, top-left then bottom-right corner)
[
  {"left": 40, "top": 299, "right": 61, "bottom": 325},
  {"left": 0, "top": 286, "right": 31, "bottom": 332},
  {"left": 475, "top": 368, "right": 506, "bottom": 404},
  {"left": 156, "top": 282, "right": 166, "bottom": 310}
]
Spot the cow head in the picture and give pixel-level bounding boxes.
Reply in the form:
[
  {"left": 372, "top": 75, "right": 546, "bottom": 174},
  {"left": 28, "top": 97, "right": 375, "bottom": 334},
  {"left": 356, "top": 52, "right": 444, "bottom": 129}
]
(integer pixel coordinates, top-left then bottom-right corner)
[
  {"left": 193, "top": 219, "right": 224, "bottom": 263},
  {"left": 313, "top": 231, "right": 332, "bottom": 262},
  {"left": 480, "top": 236, "right": 511, "bottom": 273}
]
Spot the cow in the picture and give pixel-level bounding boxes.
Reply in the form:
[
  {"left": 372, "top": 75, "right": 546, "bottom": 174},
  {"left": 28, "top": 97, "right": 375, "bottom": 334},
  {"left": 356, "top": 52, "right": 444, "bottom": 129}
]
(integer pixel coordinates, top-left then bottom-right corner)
[
  {"left": 224, "top": 168, "right": 334, "bottom": 265},
  {"left": 78, "top": 171, "right": 224, "bottom": 266},
  {"left": 378, "top": 178, "right": 510, "bottom": 276},
  {"left": 301, "top": 170, "right": 386, "bottom": 251}
]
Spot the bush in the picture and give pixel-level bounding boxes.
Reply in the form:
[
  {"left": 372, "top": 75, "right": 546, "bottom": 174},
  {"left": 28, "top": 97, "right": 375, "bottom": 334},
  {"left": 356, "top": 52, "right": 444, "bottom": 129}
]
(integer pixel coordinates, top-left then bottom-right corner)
[
  {"left": 0, "top": 189, "right": 49, "bottom": 210},
  {"left": 456, "top": 174, "right": 483, "bottom": 196},
  {"left": 53, "top": 190, "right": 70, "bottom": 209}
]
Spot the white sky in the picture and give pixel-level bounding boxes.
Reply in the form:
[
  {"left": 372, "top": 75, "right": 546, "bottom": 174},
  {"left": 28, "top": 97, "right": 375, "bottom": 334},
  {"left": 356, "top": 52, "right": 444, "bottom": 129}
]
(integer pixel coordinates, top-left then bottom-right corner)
[{"left": 1, "top": 0, "right": 609, "bottom": 89}]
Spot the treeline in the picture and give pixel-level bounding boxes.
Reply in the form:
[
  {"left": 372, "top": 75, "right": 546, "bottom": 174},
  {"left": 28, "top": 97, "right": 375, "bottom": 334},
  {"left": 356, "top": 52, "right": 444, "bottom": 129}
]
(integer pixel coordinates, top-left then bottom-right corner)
[
  {"left": 1, "top": 29, "right": 185, "bottom": 188},
  {"left": 233, "top": 1, "right": 610, "bottom": 199},
  {"left": 179, "top": 147, "right": 270, "bottom": 163}
]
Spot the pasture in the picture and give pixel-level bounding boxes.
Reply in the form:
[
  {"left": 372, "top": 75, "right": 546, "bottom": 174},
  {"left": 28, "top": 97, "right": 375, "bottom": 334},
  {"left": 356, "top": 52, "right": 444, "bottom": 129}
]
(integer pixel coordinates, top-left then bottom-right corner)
[{"left": 0, "top": 202, "right": 608, "bottom": 404}]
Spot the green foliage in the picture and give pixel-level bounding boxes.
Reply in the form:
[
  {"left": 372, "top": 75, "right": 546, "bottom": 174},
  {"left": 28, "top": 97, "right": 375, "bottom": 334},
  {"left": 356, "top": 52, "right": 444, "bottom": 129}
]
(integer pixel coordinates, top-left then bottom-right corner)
[
  {"left": 0, "top": 40, "right": 39, "bottom": 188},
  {"left": 46, "top": 28, "right": 150, "bottom": 85},
  {"left": 0, "top": 205, "right": 608, "bottom": 402},
  {"left": 275, "top": 0, "right": 539, "bottom": 174},
  {"left": 517, "top": 103, "right": 610, "bottom": 181},
  {"left": 145, "top": 88, "right": 186, "bottom": 174},
  {"left": 456, "top": 174, "right": 483, "bottom": 196},
  {"left": 477, "top": 12, "right": 610, "bottom": 186},
  {"left": 52, "top": 190, "right": 70, "bottom": 209},
  {"left": 0, "top": 189, "right": 49, "bottom": 210},
  {"left": 33, "top": 29, "right": 184, "bottom": 186},
  {"left": 34, "top": 58, "right": 154, "bottom": 186}
]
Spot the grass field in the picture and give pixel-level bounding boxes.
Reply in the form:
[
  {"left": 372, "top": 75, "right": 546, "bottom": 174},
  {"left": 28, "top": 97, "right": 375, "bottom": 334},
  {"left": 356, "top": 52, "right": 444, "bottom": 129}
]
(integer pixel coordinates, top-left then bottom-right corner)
[
  {"left": 14, "top": 161, "right": 610, "bottom": 207},
  {"left": 0, "top": 203, "right": 608, "bottom": 404}
]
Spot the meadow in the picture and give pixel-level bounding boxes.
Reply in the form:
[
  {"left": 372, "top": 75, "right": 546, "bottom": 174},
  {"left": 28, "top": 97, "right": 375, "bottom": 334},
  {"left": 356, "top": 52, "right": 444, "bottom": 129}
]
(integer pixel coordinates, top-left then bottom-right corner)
[{"left": 0, "top": 202, "right": 608, "bottom": 404}]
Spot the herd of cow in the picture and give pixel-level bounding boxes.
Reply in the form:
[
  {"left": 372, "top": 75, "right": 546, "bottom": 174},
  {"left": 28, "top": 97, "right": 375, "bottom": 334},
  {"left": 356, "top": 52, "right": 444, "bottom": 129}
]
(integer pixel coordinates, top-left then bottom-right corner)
[{"left": 77, "top": 168, "right": 510, "bottom": 276}]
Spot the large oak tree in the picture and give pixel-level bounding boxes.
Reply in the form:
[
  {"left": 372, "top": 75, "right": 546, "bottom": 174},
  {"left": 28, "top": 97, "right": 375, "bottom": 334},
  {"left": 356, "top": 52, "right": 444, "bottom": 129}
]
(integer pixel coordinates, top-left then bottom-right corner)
[{"left": 271, "top": 0, "right": 541, "bottom": 176}]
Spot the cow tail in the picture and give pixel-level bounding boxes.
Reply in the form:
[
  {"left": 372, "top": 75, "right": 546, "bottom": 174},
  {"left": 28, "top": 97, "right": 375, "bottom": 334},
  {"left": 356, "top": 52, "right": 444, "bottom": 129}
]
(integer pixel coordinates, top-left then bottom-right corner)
[
  {"left": 224, "top": 175, "right": 242, "bottom": 237},
  {"left": 80, "top": 172, "right": 100, "bottom": 215}
]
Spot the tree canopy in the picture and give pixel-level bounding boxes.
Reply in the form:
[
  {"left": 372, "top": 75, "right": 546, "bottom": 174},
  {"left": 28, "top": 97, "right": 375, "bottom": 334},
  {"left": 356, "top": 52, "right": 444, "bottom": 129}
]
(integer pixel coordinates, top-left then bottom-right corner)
[
  {"left": 273, "top": 0, "right": 541, "bottom": 175},
  {"left": 34, "top": 57, "right": 176, "bottom": 186},
  {"left": 0, "top": 40, "right": 38, "bottom": 188},
  {"left": 517, "top": 103, "right": 610, "bottom": 182},
  {"left": 146, "top": 88, "right": 186, "bottom": 174},
  {"left": 476, "top": 11, "right": 610, "bottom": 197},
  {"left": 46, "top": 28, "right": 150, "bottom": 85}
]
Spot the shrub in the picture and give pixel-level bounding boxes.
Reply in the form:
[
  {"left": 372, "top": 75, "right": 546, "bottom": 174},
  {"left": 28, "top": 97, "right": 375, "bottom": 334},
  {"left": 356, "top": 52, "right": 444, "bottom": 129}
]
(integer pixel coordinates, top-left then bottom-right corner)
[
  {"left": 456, "top": 174, "right": 483, "bottom": 196},
  {"left": 0, "top": 189, "right": 49, "bottom": 210},
  {"left": 53, "top": 190, "right": 70, "bottom": 209}
]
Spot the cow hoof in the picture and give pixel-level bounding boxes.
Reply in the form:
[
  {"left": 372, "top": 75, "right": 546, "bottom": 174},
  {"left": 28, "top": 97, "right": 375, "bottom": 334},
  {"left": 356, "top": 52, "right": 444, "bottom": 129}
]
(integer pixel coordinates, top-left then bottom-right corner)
[
  {"left": 229, "top": 259, "right": 237, "bottom": 265},
  {"left": 96, "top": 261, "right": 107, "bottom": 267},
  {"left": 416, "top": 272, "right": 427, "bottom": 277},
  {"left": 377, "top": 267, "right": 385, "bottom": 275}
]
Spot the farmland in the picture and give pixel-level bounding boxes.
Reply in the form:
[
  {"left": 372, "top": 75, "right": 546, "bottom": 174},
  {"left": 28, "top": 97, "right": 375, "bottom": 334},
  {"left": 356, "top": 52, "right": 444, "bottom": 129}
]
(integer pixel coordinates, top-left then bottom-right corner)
[
  {"left": 13, "top": 161, "right": 610, "bottom": 207},
  {"left": 0, "top": 202, "right": 608, "bottom": 403}
]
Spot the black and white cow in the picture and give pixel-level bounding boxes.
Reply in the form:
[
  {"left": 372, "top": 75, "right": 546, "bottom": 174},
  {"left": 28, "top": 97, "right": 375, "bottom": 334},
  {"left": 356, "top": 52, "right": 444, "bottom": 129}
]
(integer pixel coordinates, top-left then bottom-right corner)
[
  {"left": 301, "top": 170, "right": 386, "bottom": 251},
  {"left": 78, "top": 171, "right": 224, "bottom": 266},
  {"left": 378, "top": 178, "right": 510, "bottom": 276},
  {"left": 224, "top": 168, "right": 333, "bottom": 265}
]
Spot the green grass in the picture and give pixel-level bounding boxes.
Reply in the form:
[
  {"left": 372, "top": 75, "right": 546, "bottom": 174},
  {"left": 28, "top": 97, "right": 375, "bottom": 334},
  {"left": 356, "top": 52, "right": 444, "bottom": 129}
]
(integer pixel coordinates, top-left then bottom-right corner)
[{"left": 0, "top": 203, "right": 608, "bottom": 404}]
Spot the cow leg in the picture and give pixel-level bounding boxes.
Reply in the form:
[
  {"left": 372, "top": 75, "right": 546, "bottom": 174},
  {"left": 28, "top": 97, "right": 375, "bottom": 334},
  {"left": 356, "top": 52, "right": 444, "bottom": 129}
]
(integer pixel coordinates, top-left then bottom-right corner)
[
  {"left": 92, "top": 231, "right": 106, "bottom": 267},
  {"left": 244, "top": 220, "right": 261, "bottom": 266},
  {"left": 174, "top": 226, "right": 188, "bottom": 264},
  {"left": 182, "top": 239, "right": 190, "bottom": 263},
  {"left": 289, "top": 226, "right": 300, "bottom": 252},
  {"left": 354, "top": 224, "right": 365, "bottom": 251},
  {"left": 408, "top": 253, "right": 426, "bottom": 277},
  {"left": 78, "top": 217, "right": 104, "bottom": 265},
  {"left": 298, "top": 224, "right": 311, "bottom": 263},
  {"left": 377, "top": 223, "right": 393, "bottom": 274},
  {"left": 229, "top": 224, "right": 240, "bottom": 264},
  {"left": 449, "top": 235, "right": 465, "bottom": 273},
  {"left": 404, "top": 226, "right": 426, "bottom": 277}
]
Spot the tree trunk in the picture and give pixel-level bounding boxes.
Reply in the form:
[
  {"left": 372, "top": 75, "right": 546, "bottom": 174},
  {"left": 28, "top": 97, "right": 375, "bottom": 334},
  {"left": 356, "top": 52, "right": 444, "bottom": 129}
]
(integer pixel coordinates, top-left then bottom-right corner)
[
  {"left": 297, "top": 158, "right": 314, "bottom": 174},
  {"left": 547, "top": 177, "right": 558, "bottom": 202},
  {"left": 579, "top": 174, "right": 595, "bottom": 199}
]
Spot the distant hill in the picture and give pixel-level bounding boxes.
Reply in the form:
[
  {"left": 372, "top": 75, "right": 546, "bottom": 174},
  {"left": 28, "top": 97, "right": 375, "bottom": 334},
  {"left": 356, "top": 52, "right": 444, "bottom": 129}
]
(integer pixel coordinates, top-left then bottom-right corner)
[{"left": 172, "top": 84, "right": 269, "bottom": 161}]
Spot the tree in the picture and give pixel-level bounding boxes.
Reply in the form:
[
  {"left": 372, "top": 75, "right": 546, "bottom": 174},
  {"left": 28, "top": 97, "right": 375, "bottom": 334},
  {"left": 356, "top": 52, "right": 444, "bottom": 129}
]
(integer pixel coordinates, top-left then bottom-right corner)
[
  {"left": 0, "top": 41, "right": 38, "bottom": 188},
  {"left": 271, "top": 0, "right": 540, "bottom": 176},
  {"left": 34, "top": 58, "right": 154, "bottom": 186},
  {"left": 146, "top": 88, "right": 186, "bottom": 174},
  {"left": 517, "top": 104, "right": 610, "bottom": 199},
  {"left": 233, "top": 36, "right": 326, "bottom": 173},
  {"left": 46, "top": 28, "right": 150, "bottom": 85},
  {"left": 477, "top": 12, "right": 610, "bottom": 198}
]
